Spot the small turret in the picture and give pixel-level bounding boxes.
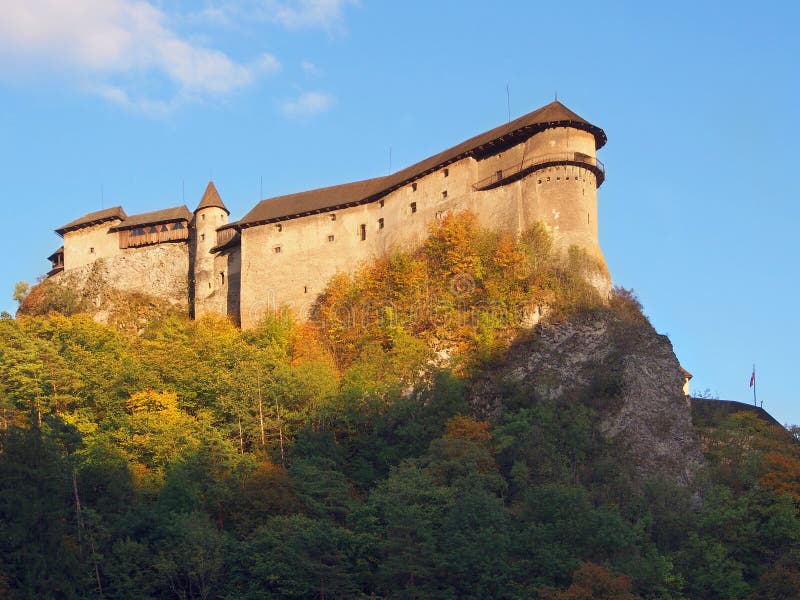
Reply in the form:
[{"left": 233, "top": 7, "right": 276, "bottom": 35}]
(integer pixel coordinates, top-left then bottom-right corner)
[{"left": 192, "top": 181, "right": 229, "bottom": 317}]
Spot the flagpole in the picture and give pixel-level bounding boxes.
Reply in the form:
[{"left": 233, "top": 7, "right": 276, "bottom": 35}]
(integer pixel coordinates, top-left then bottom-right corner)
[{"left": 752, "top": 364, "right": 757, "bottom": 407}]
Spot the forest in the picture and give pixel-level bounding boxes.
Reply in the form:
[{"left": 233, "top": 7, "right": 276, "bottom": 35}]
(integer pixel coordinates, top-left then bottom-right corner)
[{"left": 2, "top": 213, "right": 799, "bottom": 599}]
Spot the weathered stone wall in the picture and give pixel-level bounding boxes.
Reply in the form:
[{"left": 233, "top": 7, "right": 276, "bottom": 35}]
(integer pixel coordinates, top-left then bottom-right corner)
[
  {"left": 50, "top": 242, "right": 190, "bottom": 315},
  {"left": 239, "top": 126, "right": 608, "bottom": 328},
  {"left": 63, "top": 219, "right": 123, "bottom": 270}
]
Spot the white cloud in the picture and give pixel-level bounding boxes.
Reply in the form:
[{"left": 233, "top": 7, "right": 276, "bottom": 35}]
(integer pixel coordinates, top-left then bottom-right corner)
[
  {"left": 267, "top": 0, "right": 357, "bottom": 30},
  {"left": 189, "top": 0, "right": 357, "bottom": 32},
  {"left": 0, "top": 0, "right": 280, "bottom": 112},
  {"left": 301, "top": 60, "right": 318, "bottom": 74},
  {"left": 281, "top": 91, "right": 333, "bottom": 117}
]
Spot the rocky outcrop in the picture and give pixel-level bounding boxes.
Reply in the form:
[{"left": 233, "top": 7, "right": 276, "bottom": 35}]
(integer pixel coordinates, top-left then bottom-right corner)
[
  {"left": 21, "top": 243, "right": 189, "bottom": 330},
  {"left": 470, "top": 307, "right": 702, "bottom": 485}
]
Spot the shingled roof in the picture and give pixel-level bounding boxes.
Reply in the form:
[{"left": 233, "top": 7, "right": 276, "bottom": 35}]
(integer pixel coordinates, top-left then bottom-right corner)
[
  {"left": 108, "top": 206, "right": 192, "bottom": 231},
  {"left": 239, "top": 101, "right": 606, "bottom": 228},
  {"left": 195, "top": 181, "right": 229, "bottom": 214},
  {"left": 56, "top": 206, "right": 127, "bottom": 236}
]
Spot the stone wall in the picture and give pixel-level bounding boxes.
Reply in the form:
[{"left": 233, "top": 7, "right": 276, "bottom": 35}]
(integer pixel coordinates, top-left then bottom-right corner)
[{"left": 62, "top": 220, "right": 123, "bottom": 270}]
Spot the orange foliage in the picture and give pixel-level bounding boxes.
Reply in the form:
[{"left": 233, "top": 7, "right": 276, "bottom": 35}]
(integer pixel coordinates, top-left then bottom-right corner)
[
  {"left": 444, "top": 415, "right": 492, "bottom": 443},
  {"left": 759, "top": 452, "right": 800, "bottom": 500},
  {"left": 539, "top": 562, "right": 641, "bottom": 600}
]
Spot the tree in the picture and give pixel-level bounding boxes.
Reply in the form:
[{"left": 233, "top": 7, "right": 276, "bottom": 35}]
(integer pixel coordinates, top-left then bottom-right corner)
[
  {"left": 539, "top": 562, "right": 641, "bottom": 600},
  {"left": 12, "top": 281, "right": 29, "bottom": 306}
]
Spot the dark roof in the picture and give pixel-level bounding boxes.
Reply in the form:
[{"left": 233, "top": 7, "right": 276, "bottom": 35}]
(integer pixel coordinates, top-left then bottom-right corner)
[
  {"left": 195, "top": 181, "right": 229, "bottom": 214},
  {"left": 47, "top": 246, "right": 64, "bottom": 261},
  {"left": 239, "top": 101, "right": 605, "bottom": 228},
  {"left": 679, "top": 366, "right": 693, "bottom": 380},
  {"left": 211, "top": 231, "right": 241, "bottom": 254},
  {"left": 56, "top": 206, "right": 127, "bottom": 236},
  {"left": 109, "top": 205, "right": 192, "bottom": 231}
]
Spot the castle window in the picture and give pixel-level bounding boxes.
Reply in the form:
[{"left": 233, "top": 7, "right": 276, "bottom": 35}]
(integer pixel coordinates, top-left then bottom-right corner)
[
  {"left": 410, "top": 202, "right": 417, "bottom": 214},
  {"left": 435, "top": 211, "right": 444, "bottom": 220},
  {"left": 496, "top": 170, "right": 503, "bottom": 181},
  {"left": 304, "top": 286, "right": 308, "bottom": 293},
  {"left": 172, "top": 222, "right": 185, "bottom": 230},
  {"left": 537, "top": 179, "right": 542, "bottom": 184},
  {"left": 444, "top": 168, "right": 449, "bottom": 177},
  {"left": 360, "top": 224, "right": 366, "bottom": 241},
  {"left": 274, "top": 246, "right": 282, "bottom": 254},
  {"left": 328, "top": 234, "right": 335, "bottom": 242},
  {"left": 133, "top": 228, "right": 145, "bottom": 236},
  {"left": 587, "top": 213, "right": 590, "bottom": 224},
  {"left": 412, "top": 182, "right": 417, "bottom": 192},
  {"left": 201, "top": 234, "right": 205, "bottom": 241},
  {"left": 202, "top": 214, "right": 206, "bottom": 221},
  {"left": 547, "top": 177, "right": 551, "bottom": 182},
  {"left": 442, "top": 190, "right": 448, "bottom": 199},
  {"left": 331, "top": 214, "right": 336, "bottom": 221},
  {"left": 148, "top": 226, "right": 158, "bottom": 233},
  {"left": 160, "top": 224, "right": 169, "bottom": 232},
  {"left": 276, "top": 224, "right": 282, "bottom": 232},
  {"left": 220, "top": 272, "right": 225, "bottom": 285},
  {"left": 379, "top": 199, "right": 384, "bottom": 208},
  {"left": 378, "top": 218, "right": 384, "bottom": 229},
  {"left": 90, "top": 247, "right": 95, "bottom": 254}
]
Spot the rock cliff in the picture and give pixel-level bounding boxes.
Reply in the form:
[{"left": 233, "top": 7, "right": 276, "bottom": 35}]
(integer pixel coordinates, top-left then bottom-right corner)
[
  {"left": 20, "top": 243, "right": 189, "bottom": 329},
  {"left": 470, "top": 303, "right": 702, "bottom": 485}
]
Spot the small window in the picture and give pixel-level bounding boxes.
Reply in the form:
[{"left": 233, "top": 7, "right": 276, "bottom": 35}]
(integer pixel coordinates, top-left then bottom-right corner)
[
  {"left": 496, "top": 170, "right": 503, "bottom": 181},
  {"left": 537, "top": 179, "right": 542, "bottom": 184},
  {"left": 379, "top": 199, "right": 384, "bottom": 208},
  {"left": 587, "top": 213, "right": 590, "bottom": 225},
  {"left": 172, "top": 222, "right": 185, "bottom": 230},
  {"left": 220, "top": 272, "right": 225, "bottom": 285},
  {"left": 435, "top": 211, "right": 443, "bottom": 220},
  {"left": 133, "top": 228, "right": 145, "bottom": 237},
  {"left": 412, "top": 182, "right": 417, "bottom": 192},
  {"left": 202, "top": 214, "right": 206, "bottom": 221},
  {"left": 274, "top": 246, "right": 282, "bottom": 254},
  {"left": 201, "top": 233, "right": 205, "bottom": 241},
  {"left": 160, "top": 224, "right": 169, "bottom": 232},
  {"left": 328, "top": 234, "right": 335, "bottom": 242},
  {"left": 304, "top": 286, "right": 308, "bottom": 294},
  {"left": 444, "top": 168, "right": 449, "bottom": 177},
  {"left": 360, "top": 224, "right": 366, "bottom": 241},
  {"left": 89, "top": 247, "right": 95, "bottom": 254},
  {"left": 410, "top": 202, "right": 417, "bottom": 214},
  {"left": 148, "top": 226, "right": 158, "bottom": 233},
  {"left": 378, "top": 218, "right": 384, "bottom": 230},
  {"left": 275, "top": 224, "right": 282, "bottom": 232},
  {"left": 442, "top": 190, "right": 448, "bottom": 199},
  {"left": 331, "top": 214, "right": 337, "bottom": 221}
]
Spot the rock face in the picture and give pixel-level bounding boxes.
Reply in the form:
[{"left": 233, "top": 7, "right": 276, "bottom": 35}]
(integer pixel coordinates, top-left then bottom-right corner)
[
  {"left": 470, "top": 308, "right": 702, "bottom": 485},
  {"left": 24, "top": 243, "right": 189, "bottom": 328}
]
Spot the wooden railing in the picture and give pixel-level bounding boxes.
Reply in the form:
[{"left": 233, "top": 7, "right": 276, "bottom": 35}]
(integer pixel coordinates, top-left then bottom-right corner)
[
  {"left": 472, "top": 152, "right": 605, "bottom": 190},
  {"left": 216, "top": 228, "right": 236, "bottom": 247},
  {"left": 119, "top": 225, "right": 189, "bottom": 249}
]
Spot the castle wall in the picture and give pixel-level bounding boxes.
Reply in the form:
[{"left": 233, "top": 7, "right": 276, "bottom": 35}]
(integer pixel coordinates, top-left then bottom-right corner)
[
  {"left": 63, "top": 220, "right": 123, "bottom": 270},
  {"left": 239, "top": 128, "right": 606, "bottom": 328}
]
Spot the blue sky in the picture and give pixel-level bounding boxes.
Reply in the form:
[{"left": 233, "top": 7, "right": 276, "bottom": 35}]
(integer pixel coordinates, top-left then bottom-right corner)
[{"left": 1, "top": 1, "right": 798, "bottom": 424}]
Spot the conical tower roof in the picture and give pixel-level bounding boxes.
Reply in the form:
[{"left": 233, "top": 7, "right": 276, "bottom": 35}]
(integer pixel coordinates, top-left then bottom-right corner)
[{"left": 195, "top": 181, "right": 229, "bottom": 214}]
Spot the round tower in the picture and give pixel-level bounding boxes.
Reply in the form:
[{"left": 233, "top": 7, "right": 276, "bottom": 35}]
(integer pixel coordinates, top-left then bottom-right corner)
[
  {"left": 192, "top": 181, "right": 229, "bottom": 317},
  {"left": 520, "top": 101, "right": 607, "bottom": 272}
]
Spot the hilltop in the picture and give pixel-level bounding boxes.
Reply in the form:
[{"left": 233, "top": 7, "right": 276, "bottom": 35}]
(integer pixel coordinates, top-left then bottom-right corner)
[{"left": 3, "top": 214, "right": 800, "bottom": 598}]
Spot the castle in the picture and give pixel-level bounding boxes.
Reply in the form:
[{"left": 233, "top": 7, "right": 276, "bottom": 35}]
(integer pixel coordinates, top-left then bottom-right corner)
[{"left": 47, "top": 100, "right": 609, "bottom": 328}]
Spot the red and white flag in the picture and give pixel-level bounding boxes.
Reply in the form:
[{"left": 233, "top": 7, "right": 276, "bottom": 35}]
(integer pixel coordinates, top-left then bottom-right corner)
[{"left": 749, "top": 368, "right": 756, "bottom": 388}]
